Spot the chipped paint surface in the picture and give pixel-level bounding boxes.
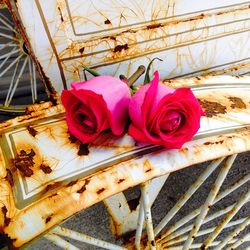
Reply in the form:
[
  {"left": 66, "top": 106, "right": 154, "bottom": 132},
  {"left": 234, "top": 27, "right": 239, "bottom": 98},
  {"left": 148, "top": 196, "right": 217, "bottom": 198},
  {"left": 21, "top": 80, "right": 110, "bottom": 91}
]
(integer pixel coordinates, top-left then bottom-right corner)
[
  {"left": 0, "top": 75, "right": 250, "bottom": 247},
  {"left": 12, "top": 0, "right": 250, "bottom": 93},
  {"left": 2, "top": 0, "right": 250, "bottom": 248}
]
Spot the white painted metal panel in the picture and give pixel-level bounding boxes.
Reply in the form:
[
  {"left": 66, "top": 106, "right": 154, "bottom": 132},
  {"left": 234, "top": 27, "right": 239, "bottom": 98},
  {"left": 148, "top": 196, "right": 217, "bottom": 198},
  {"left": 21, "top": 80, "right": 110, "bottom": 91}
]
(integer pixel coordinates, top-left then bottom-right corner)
[{"left": 15, "top": 0, "right": 250, "bottom": 93}]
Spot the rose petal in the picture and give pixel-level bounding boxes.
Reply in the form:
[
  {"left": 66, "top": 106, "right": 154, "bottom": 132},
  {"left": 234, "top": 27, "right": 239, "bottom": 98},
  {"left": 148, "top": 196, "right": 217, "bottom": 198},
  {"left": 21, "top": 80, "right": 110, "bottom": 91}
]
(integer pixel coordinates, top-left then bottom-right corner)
[
  {"left": 61, "top": 89, "right": 110, "bottom": 143},
  {"left": 72, "top": 76, "right": 131, "bottom": 135},
  {"left": 71, "top": 89, "right": 109, "bottom": 132},
  {"left": 129, "top": 82, "right": 203, "bottom": 149},
  {"left": 129, "top": 71, "right": 174, "bottom": 128}
]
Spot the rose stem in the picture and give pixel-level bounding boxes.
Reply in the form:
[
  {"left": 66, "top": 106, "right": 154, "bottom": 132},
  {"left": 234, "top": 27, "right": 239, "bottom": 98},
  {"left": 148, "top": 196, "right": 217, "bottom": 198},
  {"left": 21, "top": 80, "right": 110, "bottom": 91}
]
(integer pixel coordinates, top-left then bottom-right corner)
[
  {"left": 127, "top": 65, "right": 145, "bottom": 87},
  {"left": 119, "top": 74, "right": 129, "bottom": 85},
  {"left": 119, "top": 65, "right": 146, "bottom": 87}
]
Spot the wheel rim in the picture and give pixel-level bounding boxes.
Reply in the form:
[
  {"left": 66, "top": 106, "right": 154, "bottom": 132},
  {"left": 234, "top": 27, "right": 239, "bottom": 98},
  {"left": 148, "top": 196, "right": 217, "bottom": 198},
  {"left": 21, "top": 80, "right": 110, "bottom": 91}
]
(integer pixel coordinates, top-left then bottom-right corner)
[{"left": 0, "top": 8, "right": 47, "bottom": 116}]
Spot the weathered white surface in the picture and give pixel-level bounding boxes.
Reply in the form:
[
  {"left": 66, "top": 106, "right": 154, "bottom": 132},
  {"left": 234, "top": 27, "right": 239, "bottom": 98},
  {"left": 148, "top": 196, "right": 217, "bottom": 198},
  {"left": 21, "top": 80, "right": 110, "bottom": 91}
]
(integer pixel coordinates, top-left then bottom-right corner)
[{"left": 16, "top": 0, "right": 250, "bottom": 92}]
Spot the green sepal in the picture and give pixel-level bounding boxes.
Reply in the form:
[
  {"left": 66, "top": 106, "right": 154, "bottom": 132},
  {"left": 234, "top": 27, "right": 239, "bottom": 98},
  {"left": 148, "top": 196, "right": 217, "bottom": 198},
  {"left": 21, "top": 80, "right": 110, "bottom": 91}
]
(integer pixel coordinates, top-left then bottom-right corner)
[{"left": 144, "top": 57, "right": 163, "bottom": 84}]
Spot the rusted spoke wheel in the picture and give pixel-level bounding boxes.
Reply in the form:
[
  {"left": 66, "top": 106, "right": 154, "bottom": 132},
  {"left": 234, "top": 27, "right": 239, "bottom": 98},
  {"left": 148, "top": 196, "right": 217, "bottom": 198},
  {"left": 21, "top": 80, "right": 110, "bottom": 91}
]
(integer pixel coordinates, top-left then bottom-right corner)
[{"left": 0, "top": 7, "right": 47, "bottom": 117}]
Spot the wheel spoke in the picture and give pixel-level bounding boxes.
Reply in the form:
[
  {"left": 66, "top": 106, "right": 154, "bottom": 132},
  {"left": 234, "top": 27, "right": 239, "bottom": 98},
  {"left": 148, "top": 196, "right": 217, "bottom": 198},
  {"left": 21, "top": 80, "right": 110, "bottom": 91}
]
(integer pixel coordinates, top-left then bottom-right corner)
[
  {"left": 135, "top": 198, "right": 145, "bottom": 250},
  {"left": 158, "top": 171, "right": 250, "bottom": 243},
  {"left": 0, "top": 13, "right": 14, "bottom": 27},
  {"left": 0, "top": 31, "right": 18, "bottom": 41},
  {"left": 0, "top": 42, "right": 17, "bottom": 49},
  {"left": 32, "top": 62, "right": 37, "bottom": 100},
  {"left": 28, "top": 58, "right": 35, "bottom": 103},
  {"left": 226, "top": 232, "right": 250, "bottom": 250},
  {"left": 134, "top": 175, "right": 169, "bottom": 249},
  {"left": 0, "top": 53, "right": 23, "bottom": 78},
  {"left": 166, "top": 217, "right": 249, "bottom": 246},
  {"left": 44, "top": 233, "right": 80, "bottom": 250},
  {"left": 182, "top": 154, "right": 237, "bottom": 250},
  {"left": 52, "top": 226, "right": 126, "bottom": 250},
  {"left": 163, "top": 204, "right": 235, "bottom": 244},
  {"left": 4, "top": 56, "right": 20, "bottom": 106},
  {"left": 0, "top": 15, "right": 16, "bottom": 33},
  {"left": 5, "top": 56, "right": 28, "bottom": 106},
  {"left": 0, "top": 48, "right": 19, "bottom": 60},
  {"left": 141, "top": 182, "right": 156, "bottom": 250},
  {"left": 154, "top": 157, "right": 224, "bottom": 235},
  {"left": 0, "top": 47, "right": 17, "bottom": 70},
  {"left": 215, "top": 216, "right": 250, "bottom": 250},
  {"left": 201, "top": 188, "right": 250, "bottom": 249}
]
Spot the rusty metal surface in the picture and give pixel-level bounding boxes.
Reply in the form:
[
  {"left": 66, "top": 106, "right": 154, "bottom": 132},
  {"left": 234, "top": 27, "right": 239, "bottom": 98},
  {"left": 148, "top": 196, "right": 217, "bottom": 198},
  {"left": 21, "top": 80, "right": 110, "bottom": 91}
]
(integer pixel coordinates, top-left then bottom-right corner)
[
  {"left": 4, "top": 0, "right": 56, "bottom": 98},
  {"left": 0, "top": 75, "right": 250, "bottom": 247},
  {"left": 1, "top": 0, "right": 250, "bottom": 248},
  {"left": 10, "top": 0, "right": 250, "bottom": 93}
]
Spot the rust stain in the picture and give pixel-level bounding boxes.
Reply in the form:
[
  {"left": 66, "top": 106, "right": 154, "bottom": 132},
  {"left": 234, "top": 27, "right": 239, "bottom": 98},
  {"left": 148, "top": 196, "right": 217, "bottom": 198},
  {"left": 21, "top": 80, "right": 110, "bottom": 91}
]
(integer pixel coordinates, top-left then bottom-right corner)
[
  {"left": 45, "top": 215, "right": 52, "bottom": 224},
  {"left": 183, "top": 13, "right": 204, "bottom": 22},
  {"left": 198, "top": 99, "right": 227, "bottom": 117},
  {"left": 58, "top": 7, "right": 64, "bottom": 22},
  {"left": 117, "top": 178, "right": 125, "bottom": 184},
  {"left": 5, "top": 169, "right": 14, "bottom": 187},
  {"left": 79, "top": 47, "right": 85, "bottom": 54},
  {"left": 127, "top": 196, "right": 141, "bottom": 212},
  {"left": 121, "top": 29, "right": 136, "bottom": 34},
  {"left": 77, "top": 179, "right": 90, "bottom": 193},
  {"left": 228, "top": 97, "right": 247, "bottom": 109},
  {"left": 0, "top": 232, "right": 16, "bottom": 248},
  {"left": 27, "top": 126, "right": 37, "bottom": 137},
  {"left": 113, "top": 44, "right": 129, "bottom": 53},
  {"left": 40, "top": 164, "right": 52, "bottom": 174},
  {"left": 102, "top": 35, "right": 116, "bottom": 41},
  {"left": 180, "top": 147, "right": 188, "bottom": 153},
  {"left": 68, "top": 133, "right": 78, "bottom": 143},
  {"left": 13, "top": 149, "right": 35, "bottom": 177},
  {"left": 44, "top": 182, "right": 61, "bottom": 193},
  {"left": 146, "top": 23, "right": 162, "bottom": 29},
  {"left": 78, "top": 143, "right": 90, "bottom": 156},
  {"left": 66, "top": 180, "right": 78, "bottom": 187},
  {"left": 97, "top": 187, "right": 105, "bottom": 194},
  {"left": 204, "top": 140, "right": 224, "bottom": 146},
  {"left": 144, "top": 159, "right": 153, "bottom": 173},
  {"left": 2, "top": 206, "right": 10, "bottom": 227},
  {"left": 104, "top": 19, "right": 111, "bottom": 25}
]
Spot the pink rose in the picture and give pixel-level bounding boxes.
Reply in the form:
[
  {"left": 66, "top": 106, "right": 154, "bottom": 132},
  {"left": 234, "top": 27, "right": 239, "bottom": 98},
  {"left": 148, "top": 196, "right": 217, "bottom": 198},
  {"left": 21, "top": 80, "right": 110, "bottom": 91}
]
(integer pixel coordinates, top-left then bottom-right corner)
[
  {"left": 61, "top": 76, "right": 131, "bottom": 143},
  {"left": 128, "top": 71, "right": 203, "bottom": 148}
]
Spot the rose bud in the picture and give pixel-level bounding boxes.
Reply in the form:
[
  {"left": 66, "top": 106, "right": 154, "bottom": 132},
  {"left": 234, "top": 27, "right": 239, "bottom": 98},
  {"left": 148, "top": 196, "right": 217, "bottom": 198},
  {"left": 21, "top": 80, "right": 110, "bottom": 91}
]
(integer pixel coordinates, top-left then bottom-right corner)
[
  {"left": 128, "top": 71, "right": 204, "bottom": 149},
  {"left": 61, "top": 76, "right": 131, "bottom": 143}
]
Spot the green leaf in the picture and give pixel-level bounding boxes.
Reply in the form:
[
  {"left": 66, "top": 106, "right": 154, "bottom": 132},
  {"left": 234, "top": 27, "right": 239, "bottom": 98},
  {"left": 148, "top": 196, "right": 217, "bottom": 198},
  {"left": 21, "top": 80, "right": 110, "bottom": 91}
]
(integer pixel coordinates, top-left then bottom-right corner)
[
  {"left": 82, "top": 66, "right": 101, "bottom": 78},
  {"left": 144, "top": 57, "right": 163, "bottom": 84}
]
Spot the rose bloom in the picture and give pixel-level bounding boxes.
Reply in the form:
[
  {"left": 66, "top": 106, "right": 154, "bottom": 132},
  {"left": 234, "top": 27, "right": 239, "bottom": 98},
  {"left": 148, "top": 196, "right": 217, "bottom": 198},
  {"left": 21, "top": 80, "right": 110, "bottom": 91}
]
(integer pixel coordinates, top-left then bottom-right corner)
[
  {"left": 128, "top": 71, "right": 203, "bottom": 149},
  {"left": 61, "top": 76, "right": 131, "bottom": 143}
]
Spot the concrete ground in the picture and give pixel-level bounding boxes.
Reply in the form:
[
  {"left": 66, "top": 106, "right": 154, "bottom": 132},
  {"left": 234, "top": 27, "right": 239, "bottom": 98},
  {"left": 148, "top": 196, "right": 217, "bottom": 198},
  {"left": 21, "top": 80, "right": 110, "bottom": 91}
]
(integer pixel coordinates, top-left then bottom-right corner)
[{"left": 0, "top": 7, "right": 249, "bottom": 250}]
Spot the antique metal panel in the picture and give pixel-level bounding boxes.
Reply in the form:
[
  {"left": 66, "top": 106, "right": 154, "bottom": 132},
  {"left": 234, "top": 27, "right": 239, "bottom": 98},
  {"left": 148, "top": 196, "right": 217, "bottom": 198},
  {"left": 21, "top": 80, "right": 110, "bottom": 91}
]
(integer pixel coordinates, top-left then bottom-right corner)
[
  {"left": 0, "top": 77, "right": 250, "bottom": 209},
  {"left": 1, "top": 0, "right": 250, "bottom": 248},
  {"left": 1, "top": 75, "right": 250, "bottom": 247},
  {"left": 12, "top": 0, "right": 250, "bottom": 93}
]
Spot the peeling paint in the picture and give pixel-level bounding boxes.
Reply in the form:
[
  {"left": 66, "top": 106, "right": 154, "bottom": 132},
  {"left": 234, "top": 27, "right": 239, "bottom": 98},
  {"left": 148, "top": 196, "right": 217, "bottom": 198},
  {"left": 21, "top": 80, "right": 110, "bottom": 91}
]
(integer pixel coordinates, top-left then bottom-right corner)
[
  {"left": 228, "top": 97, "right": 247, "bottom": 109},
  {"left": 198, "top": 99, "right": 227, "bottom": 117},
  {"left": 13, "top": 149, "right": 36, "bottom": 177},
  {"left": 1, "top": 1, "right": 250, "bottom": 248}
]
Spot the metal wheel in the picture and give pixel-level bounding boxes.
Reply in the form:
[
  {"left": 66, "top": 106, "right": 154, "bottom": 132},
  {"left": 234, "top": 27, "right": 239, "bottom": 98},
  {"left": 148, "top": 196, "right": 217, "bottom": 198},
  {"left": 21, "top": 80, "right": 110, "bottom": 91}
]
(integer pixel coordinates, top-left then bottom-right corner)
[
  {"left": 28, "top": 153, "right": 250, "bottom": 250},
  {"left": 0, "top": 7, "right": 47, "bottom": 117}
]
